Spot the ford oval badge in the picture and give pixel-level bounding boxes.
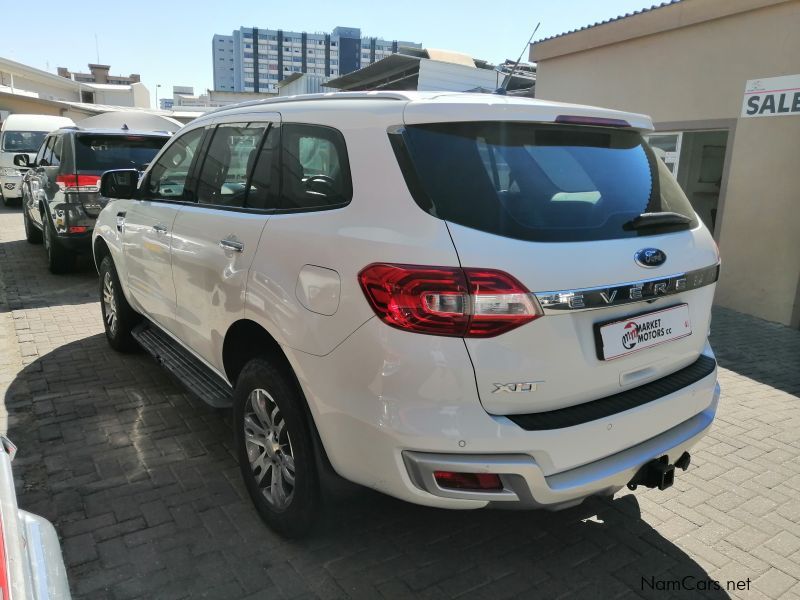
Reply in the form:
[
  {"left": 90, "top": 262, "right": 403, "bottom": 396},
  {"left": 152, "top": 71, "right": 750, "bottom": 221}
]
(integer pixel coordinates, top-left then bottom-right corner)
[{"left": 635, "top": 248, "right": 667, "bottom": 268}]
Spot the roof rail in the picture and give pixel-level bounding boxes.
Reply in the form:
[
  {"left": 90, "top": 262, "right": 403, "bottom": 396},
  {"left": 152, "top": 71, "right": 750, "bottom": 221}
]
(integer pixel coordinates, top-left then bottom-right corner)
[{"left": 204, "top": 91, "right": 411, "bottom": 116}]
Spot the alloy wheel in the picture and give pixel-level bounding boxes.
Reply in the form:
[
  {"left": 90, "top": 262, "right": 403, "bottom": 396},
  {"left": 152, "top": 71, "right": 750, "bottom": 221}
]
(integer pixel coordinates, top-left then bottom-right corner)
[
  {"left": 243, "top": 388, "right": 295, "bottom": 509},
  {"left": 102, "top": 271, "right": 118, "bottom": 335}
]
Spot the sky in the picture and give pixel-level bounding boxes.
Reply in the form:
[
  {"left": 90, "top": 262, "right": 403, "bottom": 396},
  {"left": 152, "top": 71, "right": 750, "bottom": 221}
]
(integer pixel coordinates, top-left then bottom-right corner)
[{"left": 1, "top": 0, "right": 658, "bottom": 106}]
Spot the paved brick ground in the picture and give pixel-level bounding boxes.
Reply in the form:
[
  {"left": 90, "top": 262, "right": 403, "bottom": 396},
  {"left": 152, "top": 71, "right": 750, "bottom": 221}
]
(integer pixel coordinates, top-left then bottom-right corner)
[{"left": 0, "top": 203, "right": 798, "bottom": 600}]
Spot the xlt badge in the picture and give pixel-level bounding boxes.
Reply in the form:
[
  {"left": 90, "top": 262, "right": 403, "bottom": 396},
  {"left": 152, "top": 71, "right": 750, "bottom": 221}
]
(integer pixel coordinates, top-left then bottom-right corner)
[{"left": 492, "top": 382, "right": 542, "bottom": 393}]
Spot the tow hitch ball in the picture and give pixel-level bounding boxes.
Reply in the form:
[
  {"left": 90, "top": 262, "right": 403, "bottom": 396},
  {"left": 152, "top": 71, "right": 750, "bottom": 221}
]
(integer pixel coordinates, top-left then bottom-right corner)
[{"left": 627, "top": 452, "right": 691, "bottom": 491}]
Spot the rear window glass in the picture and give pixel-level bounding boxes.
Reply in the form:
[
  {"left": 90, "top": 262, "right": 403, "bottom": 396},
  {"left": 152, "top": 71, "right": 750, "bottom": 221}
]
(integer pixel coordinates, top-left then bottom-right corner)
[
  {"left": 396, "top": 122, "right": 698, "bottom": 242},
  {"left": 75, "top": 134, "right": 168, "bottom": 171},
  {"left": 2, "top": 130, "right": 47, "bottom": 153}
]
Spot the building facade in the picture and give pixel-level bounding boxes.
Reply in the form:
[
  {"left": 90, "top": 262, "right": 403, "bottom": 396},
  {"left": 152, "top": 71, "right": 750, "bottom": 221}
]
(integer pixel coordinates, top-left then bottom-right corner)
[
  {"left": 0, "top": 57, "right": 150, "bottom": 115},
  {"left": 212, "top": 25, "right": 420, "bottom": 93},
  {"left": 57, "top": 64, "right": 141, "bottom": 86},
  {"left": 530, "top": 0, "right": 800, "bottom": 328}
]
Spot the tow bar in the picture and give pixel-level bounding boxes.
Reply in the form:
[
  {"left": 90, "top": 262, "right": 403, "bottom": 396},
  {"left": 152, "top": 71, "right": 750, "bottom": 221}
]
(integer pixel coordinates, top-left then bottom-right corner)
[{"left": 627, "top": 452, "right": 691, "bottom": 491}]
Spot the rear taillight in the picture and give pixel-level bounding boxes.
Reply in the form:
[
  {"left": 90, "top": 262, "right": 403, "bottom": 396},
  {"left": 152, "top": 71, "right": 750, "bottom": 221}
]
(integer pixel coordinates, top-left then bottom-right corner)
[
  {"left": 56, "top": 174, "right": 100, "bottom": 192},
  {"left": 358, "top": 263, "right": 542, "bottom": 338}
]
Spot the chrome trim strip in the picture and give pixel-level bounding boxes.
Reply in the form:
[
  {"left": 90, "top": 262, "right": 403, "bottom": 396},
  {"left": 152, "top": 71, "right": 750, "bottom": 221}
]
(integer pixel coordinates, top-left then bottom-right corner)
[{"left": 534, "top": 263, "right": 720, "bottom": 314}]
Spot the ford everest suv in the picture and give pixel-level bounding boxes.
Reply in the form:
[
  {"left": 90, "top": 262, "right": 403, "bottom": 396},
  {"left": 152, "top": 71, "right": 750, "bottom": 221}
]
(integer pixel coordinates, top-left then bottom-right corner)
[
  {"left": 17, "top": 126, "right": 170, "bottom": 273},
  {"left": 92, "top": 92, "right": 721, "bottom": 537}
]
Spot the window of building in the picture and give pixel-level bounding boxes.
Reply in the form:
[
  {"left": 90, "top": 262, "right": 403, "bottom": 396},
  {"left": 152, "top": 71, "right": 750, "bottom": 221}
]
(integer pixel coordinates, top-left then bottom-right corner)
[{"left": 81, "top": 90, "right": 95, "bottom": 103}]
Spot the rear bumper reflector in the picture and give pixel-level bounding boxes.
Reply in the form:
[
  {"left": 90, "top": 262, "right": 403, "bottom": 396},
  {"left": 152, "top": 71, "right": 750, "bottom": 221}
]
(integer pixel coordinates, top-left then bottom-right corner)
[{"left": 505, "top": 354, "right": 717, "bottom": 431}]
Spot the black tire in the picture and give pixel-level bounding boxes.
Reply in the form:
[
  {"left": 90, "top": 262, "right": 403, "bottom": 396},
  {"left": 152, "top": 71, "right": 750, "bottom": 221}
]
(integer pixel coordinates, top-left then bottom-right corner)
[
  {"left": 99, "top": 255, "right": 140, "bottom": 352},
  {"left": 23, "top": 206, "right": 42, "bottom": 244},
  {"left": 43, "top": 217, "right": 74, "bottom": 274},
  {"left": 234, "top": 358, "right": 320, "bottom": 538}
]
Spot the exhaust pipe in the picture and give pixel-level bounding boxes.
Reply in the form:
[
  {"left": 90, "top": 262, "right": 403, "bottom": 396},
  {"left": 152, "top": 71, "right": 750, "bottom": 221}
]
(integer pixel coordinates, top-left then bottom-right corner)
[{"left": 627, "top": 452, "right": 690, "bottom": 491}]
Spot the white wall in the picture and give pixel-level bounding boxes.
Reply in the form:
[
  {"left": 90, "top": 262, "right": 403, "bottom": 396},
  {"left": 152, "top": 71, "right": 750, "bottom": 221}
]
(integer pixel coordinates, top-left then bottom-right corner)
[{"left": 417, "top": 60, "right": 500, "bottom": 92}]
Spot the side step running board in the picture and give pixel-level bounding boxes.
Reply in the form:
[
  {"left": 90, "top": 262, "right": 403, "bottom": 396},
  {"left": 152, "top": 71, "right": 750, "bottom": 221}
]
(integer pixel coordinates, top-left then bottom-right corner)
[{"left": 132, "top": 321, "right": 233, "bottom": 408}]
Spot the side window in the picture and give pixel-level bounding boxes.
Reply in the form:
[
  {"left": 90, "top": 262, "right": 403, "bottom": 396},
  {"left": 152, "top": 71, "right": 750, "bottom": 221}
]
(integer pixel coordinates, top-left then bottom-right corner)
[
  {"left": 195, "top": 123, "right": 267, "bottom": 207},
  {"left": 50, "top": 136, "right": 63, "bottom": 168},
  {"left": 40, "top": 137, "right": 55, "bottom": 167},
  {"left": 34, "top": 136, "right": 50, "bottom": 166},
  {"left": 245, "top": 126, "right": 279, "bottom": 210},
  {"left": 146, "top": 128, "right": 204, "bottom": 199},
  {"left": 280, "top": 124, "right": 352, "bottom": 210}
]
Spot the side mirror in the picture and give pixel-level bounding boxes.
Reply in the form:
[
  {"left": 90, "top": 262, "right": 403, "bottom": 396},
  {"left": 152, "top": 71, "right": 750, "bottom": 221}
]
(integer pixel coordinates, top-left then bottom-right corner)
[
  {"left": 100, "top": 169, "right": 139, "bottom": 199},
  {"left": 13, "top": 154, "right": 30, "bottom": 167}
]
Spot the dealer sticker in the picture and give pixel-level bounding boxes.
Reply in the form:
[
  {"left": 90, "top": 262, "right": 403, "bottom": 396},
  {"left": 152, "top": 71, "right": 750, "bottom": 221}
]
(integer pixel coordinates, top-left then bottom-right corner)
[{"left": 598, "top": 304, "right": 691, "bottom": 360}]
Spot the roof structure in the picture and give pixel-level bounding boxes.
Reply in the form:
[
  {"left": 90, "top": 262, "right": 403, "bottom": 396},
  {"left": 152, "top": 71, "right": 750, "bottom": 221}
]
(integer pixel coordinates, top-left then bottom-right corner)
[
  {"left": 534, "top": 1, "right": 682, "bottom": 43},
  {"left": 323, "top": 48, "right": 532, "bottom": 93}
]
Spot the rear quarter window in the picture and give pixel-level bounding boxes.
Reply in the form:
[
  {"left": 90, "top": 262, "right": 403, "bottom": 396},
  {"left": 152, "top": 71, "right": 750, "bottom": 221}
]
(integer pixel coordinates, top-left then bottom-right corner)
[{"left": 394, "top": 122, "right": 698, "bottom": 242}]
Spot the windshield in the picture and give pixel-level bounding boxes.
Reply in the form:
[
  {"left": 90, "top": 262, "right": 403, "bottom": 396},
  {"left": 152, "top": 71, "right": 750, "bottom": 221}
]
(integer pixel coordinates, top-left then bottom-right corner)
[
  {"left": 396, "top": 122, "right": 698, "bottom": 242},
  {"left": 2, "top": 130, "right": 47, "bottom": 153},
  {"left": 75, "top": 134, "right": 168, "bottom": 171}
]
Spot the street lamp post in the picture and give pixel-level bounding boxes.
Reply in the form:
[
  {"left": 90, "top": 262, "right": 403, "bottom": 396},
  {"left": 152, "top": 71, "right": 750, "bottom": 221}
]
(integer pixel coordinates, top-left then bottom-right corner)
[{"left": 156, "top": 84, "right": 162, "bottom": 110}]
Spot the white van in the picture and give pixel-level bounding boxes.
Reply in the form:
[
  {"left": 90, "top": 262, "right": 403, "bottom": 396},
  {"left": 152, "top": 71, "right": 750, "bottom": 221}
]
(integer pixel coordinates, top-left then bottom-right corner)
[{"left": 0, "top": 114, "right": 74, "bottom": 205}]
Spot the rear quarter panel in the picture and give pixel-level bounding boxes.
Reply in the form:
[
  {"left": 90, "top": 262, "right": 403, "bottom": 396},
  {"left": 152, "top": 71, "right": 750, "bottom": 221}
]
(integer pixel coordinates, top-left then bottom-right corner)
[{"left": 245, "top": 102, "right": 461, "bottom": 356}]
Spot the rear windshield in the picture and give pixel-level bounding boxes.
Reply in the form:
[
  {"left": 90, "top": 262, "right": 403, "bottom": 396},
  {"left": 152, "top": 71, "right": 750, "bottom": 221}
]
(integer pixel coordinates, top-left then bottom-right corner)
[
  {"left": 2, "top": 130, "right": 47, "bottom": 153},
  {"left": 75, "top": 134, "right": 168, "bottom": 171},
  {"left": 395, "top": 122, "right": 698, "bottom": 242}
]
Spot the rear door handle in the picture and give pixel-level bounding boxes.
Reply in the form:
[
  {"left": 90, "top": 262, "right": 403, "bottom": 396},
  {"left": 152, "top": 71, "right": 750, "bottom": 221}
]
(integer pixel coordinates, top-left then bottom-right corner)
[
  {"left": 152, "top": 223, "right": 168, "bottom": 234},
  {"left": 219, "top": 239, "right": 244, "bottom": 253}
]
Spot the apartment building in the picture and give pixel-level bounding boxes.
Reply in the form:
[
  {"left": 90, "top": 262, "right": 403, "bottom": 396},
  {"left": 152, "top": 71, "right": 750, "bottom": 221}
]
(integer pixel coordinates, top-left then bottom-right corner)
[{"left": 212, "top": 25, "right": 420, "bottom": 93}]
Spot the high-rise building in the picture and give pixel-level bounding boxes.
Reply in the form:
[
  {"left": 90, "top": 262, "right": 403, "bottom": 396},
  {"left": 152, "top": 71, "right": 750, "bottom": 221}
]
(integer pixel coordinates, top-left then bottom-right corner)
[{"left": 212, "top": 26, "right": 421, "bottom": 93}]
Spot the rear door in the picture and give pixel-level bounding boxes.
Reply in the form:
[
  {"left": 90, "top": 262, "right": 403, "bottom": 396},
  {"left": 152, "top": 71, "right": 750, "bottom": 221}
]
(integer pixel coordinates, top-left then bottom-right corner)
[
  {"left": 24, "top": 136, "right": 53, "bottom": 230},
  {"left": 123, "top": 126, "right": 205, "bottom": 334},
  {"left": 397, "top": 121, "right": 720, "bottom": 416},
  {"left": 169, "top": 114, "right": 278, "bottom": 372}
]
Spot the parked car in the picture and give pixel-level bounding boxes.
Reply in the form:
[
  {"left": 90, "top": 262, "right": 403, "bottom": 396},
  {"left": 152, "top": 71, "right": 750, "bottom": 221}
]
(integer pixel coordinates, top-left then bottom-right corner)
[
  {"left": 0, "top": 436, "right": 71, "bottom": 599},
  {"left": 0, "top": 114, "right": 74, "bottom": 206},
  {"left": 18, "top": 127, "right": 171, "bottom": 273},
  {"left": 92, "top": 92, "right": 721, "bottom": 537}
]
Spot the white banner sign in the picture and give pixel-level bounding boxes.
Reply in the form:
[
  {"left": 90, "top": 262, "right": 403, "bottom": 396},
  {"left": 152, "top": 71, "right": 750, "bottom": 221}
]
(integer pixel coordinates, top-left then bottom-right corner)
[{"left": 742, "top": 74, "right": 800, "bottom": 118}]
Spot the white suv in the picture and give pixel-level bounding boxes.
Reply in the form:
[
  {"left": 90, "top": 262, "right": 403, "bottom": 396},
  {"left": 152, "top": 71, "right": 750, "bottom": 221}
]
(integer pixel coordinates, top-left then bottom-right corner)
[{"left": 92, "top": 92, "right": 721, "bottom": 537}]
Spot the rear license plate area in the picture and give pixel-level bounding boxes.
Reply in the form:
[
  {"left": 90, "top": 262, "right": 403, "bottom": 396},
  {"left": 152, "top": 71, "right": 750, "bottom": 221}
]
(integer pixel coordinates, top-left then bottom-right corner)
[{"left": 594, "top": 303, "right": 691, "bottom": 360}]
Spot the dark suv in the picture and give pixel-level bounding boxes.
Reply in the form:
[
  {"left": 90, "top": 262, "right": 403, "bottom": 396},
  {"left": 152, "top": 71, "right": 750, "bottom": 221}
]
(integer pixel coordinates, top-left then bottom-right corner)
[{"left": 19, "top": 127, "right": 170, "bottom": 273}]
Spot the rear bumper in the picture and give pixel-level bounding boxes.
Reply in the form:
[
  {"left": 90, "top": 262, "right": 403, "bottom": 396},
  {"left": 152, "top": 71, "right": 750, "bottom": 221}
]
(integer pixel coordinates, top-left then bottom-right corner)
[
  {"left": 291, "top": 317, "right": 721, "bottom": 510},
  {"left": 402, "top": 382, "right": 718, "bottom": 509},
  {"left": 54, "top": 231, "right": 93, "bottom": 252}
]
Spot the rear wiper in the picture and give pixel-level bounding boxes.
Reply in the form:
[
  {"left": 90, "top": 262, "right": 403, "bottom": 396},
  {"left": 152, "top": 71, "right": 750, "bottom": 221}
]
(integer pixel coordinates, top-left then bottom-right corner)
[{"left": 623, "top": 212, "right": 692, "bottom": 231}]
